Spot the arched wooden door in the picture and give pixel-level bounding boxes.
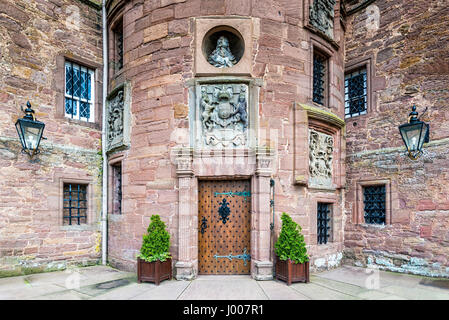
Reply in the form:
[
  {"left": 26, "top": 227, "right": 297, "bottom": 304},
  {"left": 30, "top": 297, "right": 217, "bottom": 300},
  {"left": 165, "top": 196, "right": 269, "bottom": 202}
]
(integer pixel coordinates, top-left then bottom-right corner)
[{"left": 198, "top": 180, "right": 251, "bottom": 274}]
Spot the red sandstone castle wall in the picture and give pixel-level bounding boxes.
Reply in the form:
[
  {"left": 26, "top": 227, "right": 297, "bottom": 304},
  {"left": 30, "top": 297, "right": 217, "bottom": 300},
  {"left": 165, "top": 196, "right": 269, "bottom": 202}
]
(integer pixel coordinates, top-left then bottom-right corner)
[
  {"left": 0, "top": 0, "right": 103, "bottom": 275},
  {"left": 343, "top": 0, "right": 449, "bottom": 276},
  {"left": 107, "top": 0, "right": 347, "bottom": 272}
]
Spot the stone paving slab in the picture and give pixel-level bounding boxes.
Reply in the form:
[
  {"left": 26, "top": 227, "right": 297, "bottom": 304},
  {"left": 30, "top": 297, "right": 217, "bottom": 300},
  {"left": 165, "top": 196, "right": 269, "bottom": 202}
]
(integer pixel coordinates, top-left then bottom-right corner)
[
  {"left": 92, "top": 282, "right": 155, "bottom": 300},
  {"left": 290, "top": 281, "right": 361, "bottom": 300},
  {"left": 310, "top": 276, "right": 369, "bottom": 296},
  {"left": 256, "top": 280, "right": 310, "bottom": 300},
  {"left": 378, "top": 285, "right": 449, "bottom": 300},
  {"left": 178, "top": 276, "right": 267, "bottom": 300},
  {"left": 132, "top": 279, "right": 191, "bottom": 300}
]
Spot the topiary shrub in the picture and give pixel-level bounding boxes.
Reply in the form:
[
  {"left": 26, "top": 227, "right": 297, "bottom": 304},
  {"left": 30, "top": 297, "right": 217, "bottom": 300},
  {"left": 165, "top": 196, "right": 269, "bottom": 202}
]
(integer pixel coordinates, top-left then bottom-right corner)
[
  {"left": 275, "top": 212, "right": 309, "bottom": 264},
  {"left": 137, "top": 215, "right": 171, "bottom": 262}
]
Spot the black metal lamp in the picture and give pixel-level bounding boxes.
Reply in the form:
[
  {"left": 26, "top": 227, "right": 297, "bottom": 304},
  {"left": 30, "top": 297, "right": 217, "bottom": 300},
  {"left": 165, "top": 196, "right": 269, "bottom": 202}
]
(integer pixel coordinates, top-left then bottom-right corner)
[
  {"left": 15, "top": 101, "right": 45, "bottom": 158},
  {"left": 398, "top": 105, "right": 429, "bottom": 160}
]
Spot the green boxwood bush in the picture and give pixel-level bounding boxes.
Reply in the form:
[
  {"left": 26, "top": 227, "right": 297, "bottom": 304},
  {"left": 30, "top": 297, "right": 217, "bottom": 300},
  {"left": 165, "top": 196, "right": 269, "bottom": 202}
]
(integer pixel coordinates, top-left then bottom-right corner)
[
  {"left": 275, "top": 212, "right": 309, "bottom": 264},
  {"left": 137, "top": 215, "right": 171, "bottom": 262}
]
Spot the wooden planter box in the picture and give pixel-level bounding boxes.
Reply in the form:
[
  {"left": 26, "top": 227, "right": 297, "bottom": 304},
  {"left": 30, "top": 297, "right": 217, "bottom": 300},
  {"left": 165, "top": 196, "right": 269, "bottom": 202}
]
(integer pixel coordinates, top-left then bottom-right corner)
[
  {"left": 275, "top": 256, "right": 310, "bottom": 285},
  {"left": 137, "top": 257, "right": 172, "bottom": 285}
]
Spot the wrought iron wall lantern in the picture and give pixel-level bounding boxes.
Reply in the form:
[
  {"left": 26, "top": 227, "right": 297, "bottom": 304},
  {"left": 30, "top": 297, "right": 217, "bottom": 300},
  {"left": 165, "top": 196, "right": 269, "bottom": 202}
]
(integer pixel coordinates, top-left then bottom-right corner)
[
  {"left": 15, "top": 101, "right": 46, "bottom": 159},
  {"left": 398, "top": 105, "right": 429, "bottom": 160}
]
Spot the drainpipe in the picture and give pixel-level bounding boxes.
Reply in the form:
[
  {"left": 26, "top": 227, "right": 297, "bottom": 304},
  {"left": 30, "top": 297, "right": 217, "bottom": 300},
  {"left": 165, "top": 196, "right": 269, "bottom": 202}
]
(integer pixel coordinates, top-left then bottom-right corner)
[
  {"left": 270, "top": 178, "right": 275, "bottom": 277},
  {"left": 101, "top": 0, "right": 108, "bottom": 266}
]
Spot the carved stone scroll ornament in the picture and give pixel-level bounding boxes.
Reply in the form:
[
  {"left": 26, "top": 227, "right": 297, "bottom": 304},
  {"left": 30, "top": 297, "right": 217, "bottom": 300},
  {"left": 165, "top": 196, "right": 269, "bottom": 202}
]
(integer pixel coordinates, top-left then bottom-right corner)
[
  {"left": 309, "top": 0, "right": 336, "bottom": 39},
  {"left": 107, "top": 89, "right": 124, "bottom": 151},
  {"left": 199, "top": 84, "right": 248, "bottom": 147},
  {"left": 207, "top": 36, "right": 237, "bottom": 68},
  {"left": 309, "top": 129, "right": 334, "bottom": 187}
]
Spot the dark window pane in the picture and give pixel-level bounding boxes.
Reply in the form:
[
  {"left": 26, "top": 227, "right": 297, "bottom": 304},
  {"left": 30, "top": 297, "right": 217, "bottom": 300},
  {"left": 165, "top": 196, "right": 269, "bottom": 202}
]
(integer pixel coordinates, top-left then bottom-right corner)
[
  {"left": 317, "top": 203, "right": 331, "bottom": 244},
  {"left": 63, "top": 183, "right": 88, "bottom": 225},
  {"left": 313, "top": 53, "right": 327, "bottom": 105},
  {"left": 345, "top": 67, "right": 367, "bottom": 118},
  {"left": 363, "top": 185, "right": 386, "bottom": 224},
  {"left": 112, "top": 164, "right": 122, "bottom": 214}
]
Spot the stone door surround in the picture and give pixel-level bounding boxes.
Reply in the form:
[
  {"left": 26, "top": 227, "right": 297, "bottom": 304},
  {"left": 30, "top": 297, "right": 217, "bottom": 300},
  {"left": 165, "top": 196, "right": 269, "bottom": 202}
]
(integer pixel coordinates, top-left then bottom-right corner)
[{"left": 174, "top": 147, "right": 274, "bottom": 280}]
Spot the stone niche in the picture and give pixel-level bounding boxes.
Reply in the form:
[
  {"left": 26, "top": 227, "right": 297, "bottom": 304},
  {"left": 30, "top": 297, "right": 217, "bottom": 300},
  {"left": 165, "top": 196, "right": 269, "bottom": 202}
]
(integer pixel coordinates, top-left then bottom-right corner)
[
  {"left": 189, "top": 77, "right": 260, "bottom": 149},
  {"left": 195, "top": 17, "right": 253, "bottom": 76},
  {"left": 106, "top": 82, "right": 131, "bottom": 153}
]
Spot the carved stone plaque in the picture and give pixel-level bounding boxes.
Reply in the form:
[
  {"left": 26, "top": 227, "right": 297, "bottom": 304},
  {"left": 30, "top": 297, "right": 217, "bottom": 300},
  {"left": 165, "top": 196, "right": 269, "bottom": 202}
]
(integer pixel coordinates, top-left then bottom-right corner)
[
  {"left": 309, "top": 128, "right": 333, "bottom": 187},
  {"left": 198, "top": 83, "right": 249, "bottom": 148},
  {"left": 309, "top": 0, "right": 336, "bottom": 39},
  {"left": 107, "top": 89, "right": 124, "bottom": 151}
]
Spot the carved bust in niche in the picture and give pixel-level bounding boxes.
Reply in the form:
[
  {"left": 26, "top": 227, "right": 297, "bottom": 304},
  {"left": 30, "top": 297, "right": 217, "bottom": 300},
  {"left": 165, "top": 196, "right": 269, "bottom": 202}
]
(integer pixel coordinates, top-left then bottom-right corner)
[
  {"left": 207, "top": 36, "right": 237, "bottom": 68},
  {"left": 309, "top": 128, "right": 333, "bottom": 187}
]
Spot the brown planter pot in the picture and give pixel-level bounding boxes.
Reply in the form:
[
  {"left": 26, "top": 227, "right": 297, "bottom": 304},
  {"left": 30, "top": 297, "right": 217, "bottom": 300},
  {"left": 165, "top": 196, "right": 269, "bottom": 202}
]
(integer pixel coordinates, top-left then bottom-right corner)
[
  {"left": 137, "top": 257, "right": 172, "bottom": 285},
  {"left": 275, "top": 256, "right": 310, "bottom": 285}
]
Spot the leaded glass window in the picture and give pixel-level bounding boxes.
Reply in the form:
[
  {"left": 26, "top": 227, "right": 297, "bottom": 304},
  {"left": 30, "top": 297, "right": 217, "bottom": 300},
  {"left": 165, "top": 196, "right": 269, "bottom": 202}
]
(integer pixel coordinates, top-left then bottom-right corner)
[
  {"left": 65, "top": 61, "right": 95, "bottom": 122},
  {"left": 313, "top": 52, "right": 327, "bottom": 105},
  {"left": 317, "top": 203, "right": 331, "bottom": 244},
  {"left": 63, "top": 183, "right": 88, "bottom": 225},
  {"left": 345, "top": 67, "right": 367, "bottom": 118},
  {"left": 363, "top": 185, "right": 386, "bottom": 224}
]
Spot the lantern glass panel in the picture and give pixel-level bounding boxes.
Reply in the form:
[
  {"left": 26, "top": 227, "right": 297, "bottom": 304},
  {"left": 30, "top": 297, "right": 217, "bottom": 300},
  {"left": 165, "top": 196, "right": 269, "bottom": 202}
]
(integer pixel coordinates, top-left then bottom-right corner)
[
  {"left": 399, "top": 122, "right": 426, "bottom": 152},
  {"left": 15, "top": 118, "right": 45, "bottom": 152}
]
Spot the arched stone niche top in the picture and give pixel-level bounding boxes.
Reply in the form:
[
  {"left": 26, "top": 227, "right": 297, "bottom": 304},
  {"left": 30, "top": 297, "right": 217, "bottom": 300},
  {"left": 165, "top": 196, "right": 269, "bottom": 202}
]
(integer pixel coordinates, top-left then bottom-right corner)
[
  {"left": 202, "top": 25, "right": 245, "bottom": 69},
  {"left": 195, "top": 17, "right": 253, "bottom": 76}
]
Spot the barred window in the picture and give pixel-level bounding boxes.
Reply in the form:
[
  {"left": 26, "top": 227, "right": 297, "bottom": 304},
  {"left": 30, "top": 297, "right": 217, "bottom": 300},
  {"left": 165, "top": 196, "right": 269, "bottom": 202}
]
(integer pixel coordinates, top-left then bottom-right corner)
[
  {"left": 63, "top": 183, "right": 88, "bottom": 225},
  {"left": 65, "top": 61, "right": 95, "bottom": 122},
  {"left": 317, "top": 203, "right": 332, "bottom": 244},
  {"left": 363, "top": 185, "right": 386, "bottom": 224},
  {"left": 112, "top": 163, "right": 122, "bottom": 214},
  {"left": 114, "top": 20, "right": 123, "bottom": 70},
  {"left": 345, "top": 67, "right": 367, "bottom": 118},
  {"left": 313, "top": 51, "right": 327, "bottom": 105}
]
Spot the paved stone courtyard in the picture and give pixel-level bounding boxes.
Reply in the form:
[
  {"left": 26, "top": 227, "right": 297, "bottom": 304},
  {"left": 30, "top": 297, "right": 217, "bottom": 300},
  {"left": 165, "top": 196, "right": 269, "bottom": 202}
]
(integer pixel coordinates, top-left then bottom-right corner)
[{"left": 0, "top": 265, "right": 448, "bottom": 300}]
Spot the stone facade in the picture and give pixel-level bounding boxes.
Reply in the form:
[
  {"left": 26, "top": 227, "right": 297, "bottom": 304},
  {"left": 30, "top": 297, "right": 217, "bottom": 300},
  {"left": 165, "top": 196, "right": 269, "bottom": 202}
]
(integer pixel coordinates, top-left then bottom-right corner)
[
  {"left": 1, "top": 0, "right": 447, "bottom": 280},
  {"left": 343, "top": 0, "right": 449, "bottom": 277},
  {"left": 0, "top": 0, "right": 103, "bottom": 276}
]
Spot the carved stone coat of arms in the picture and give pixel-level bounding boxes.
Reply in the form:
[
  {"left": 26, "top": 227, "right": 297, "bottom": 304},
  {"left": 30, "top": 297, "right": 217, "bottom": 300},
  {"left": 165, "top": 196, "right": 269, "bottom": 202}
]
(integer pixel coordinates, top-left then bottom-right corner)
[{"left": 198, "top": 83, "right": 249, "bottom": 147}]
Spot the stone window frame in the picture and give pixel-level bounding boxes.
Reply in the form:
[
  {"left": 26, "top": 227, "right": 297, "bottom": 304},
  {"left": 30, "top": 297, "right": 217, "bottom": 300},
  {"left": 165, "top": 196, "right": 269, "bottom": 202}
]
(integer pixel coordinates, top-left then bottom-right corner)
[
  {"left": 108, "top": 152, "right": 125, "bottom": 216},
  {"left": 309, "top": 35, "right": 335, "bottom": 110},
  {"left": 59, "top": 176, "right": 96, "bottom": 230},
  {"left": 107, "top": 5, "right": 125, "bottom": 83},
  {"left": 108, "top": 13, "right": 124, "bottom": 78},
  {"left": 55, "top": 53, "right": 103, "bottom": 130},
  {"left": 310, "top": 195, "right": 339, "bottom": 245},
  {"left": 355, "top": 179, "right": 392, "bottom": 226},
  {"left": 344, "top": 56, "right": 374, "bottom": 122}
]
